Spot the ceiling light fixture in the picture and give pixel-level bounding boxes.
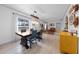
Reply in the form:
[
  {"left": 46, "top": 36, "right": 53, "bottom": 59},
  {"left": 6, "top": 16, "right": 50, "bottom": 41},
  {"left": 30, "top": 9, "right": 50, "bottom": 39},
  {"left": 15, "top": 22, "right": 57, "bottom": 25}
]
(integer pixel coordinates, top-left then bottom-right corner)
[{"left": 30, "top": 10, "right": 39, "bottom": 19}]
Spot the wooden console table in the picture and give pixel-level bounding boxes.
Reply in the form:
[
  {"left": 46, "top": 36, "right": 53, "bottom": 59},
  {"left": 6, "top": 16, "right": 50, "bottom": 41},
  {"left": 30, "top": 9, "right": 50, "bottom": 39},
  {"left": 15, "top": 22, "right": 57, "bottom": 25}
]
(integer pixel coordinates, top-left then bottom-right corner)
[{"left": 60, "top": 32, "right": 78, "bottom": 54}]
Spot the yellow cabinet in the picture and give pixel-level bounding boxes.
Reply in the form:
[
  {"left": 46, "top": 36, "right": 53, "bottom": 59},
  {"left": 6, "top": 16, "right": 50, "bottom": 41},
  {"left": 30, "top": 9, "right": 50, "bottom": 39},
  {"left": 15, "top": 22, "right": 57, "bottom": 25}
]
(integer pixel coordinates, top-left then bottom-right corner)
[{"left": 60, "top": 32, "right": 78, "bottom": 54}]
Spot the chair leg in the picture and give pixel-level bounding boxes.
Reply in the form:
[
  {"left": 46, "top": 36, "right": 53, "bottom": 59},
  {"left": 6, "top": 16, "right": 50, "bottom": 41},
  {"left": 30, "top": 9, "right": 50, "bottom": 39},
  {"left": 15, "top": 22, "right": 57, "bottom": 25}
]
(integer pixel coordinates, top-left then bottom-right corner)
[
  {"left": 37, "top": 38, "right": 40, "bottom": 42},
  {"left": 29, "top": 40, "right": 32, "bottom": 48}
]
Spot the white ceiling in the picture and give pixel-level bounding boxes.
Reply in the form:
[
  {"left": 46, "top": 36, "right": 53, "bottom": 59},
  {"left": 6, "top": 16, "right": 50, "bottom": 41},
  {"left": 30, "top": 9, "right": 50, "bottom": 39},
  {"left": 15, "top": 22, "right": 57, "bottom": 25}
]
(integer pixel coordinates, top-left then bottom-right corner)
[{"left": 3, "top": 4, "right": 70, "bottom": 23}]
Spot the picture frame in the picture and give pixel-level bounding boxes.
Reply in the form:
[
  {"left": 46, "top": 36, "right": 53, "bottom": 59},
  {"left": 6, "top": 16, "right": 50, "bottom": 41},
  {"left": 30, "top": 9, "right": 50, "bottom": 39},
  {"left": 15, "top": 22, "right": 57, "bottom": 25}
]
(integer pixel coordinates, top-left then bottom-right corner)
[{"left": 50, "top": 23, "right": 56, "bottom": 28}]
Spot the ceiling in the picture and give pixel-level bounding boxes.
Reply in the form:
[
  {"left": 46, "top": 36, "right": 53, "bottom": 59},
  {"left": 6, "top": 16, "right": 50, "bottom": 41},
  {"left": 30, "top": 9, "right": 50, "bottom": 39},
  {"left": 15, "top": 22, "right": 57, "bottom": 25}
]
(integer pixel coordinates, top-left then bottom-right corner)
[{"left": 3, "top": 4, "right": 70, "bottom": 23}]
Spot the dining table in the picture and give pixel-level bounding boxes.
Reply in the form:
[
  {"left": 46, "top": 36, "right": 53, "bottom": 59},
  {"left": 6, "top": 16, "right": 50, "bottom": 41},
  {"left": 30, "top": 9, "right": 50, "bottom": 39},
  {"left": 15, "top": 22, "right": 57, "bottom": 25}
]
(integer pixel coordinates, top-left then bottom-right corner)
[{"left": 16, "top": 31, "right": 31, "bottom": 49}]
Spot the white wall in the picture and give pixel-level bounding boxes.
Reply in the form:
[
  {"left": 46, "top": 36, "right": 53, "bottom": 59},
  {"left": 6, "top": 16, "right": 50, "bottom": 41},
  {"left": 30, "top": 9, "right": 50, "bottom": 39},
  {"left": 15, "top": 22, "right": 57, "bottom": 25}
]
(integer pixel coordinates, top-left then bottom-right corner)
[
  {"left": 0, "top": 5, "right": 31, "bottom": 45},
  {"left": 47, "top": 20, "right": 62, "bottom": 32},
  {"left": 48, "top": 22, "right": 56, "bottom": 29},
  {"left": 0, "top": 5, "right": 14, "bottom": 45}
]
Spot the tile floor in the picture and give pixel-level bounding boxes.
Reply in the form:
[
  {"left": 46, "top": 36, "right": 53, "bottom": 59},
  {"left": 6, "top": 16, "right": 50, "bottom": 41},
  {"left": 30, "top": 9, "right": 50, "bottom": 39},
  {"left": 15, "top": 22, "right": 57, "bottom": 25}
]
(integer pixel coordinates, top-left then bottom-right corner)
[{"left": 0, "top": 33, "right": 60, "bottom": 54}]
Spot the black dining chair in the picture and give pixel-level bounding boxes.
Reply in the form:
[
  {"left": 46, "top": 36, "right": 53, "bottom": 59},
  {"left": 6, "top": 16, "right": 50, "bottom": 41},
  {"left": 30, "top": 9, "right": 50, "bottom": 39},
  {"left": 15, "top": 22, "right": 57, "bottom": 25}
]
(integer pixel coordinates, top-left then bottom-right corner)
[
  {"left": 36, "top": 31, "right": 42, "bottom": 41},
  {"left": 27, "top": 29, "right": 37, "bottom": 48}
]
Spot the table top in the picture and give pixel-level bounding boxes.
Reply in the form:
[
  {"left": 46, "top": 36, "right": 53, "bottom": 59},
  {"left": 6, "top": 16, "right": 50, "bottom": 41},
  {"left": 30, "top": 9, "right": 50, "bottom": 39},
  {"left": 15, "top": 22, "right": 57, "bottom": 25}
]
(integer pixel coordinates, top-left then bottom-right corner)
[
  {"left": 16, "top": 31, "right": 31, "bottom": 36},
  {"left": 60, "top": 32, "right": 77, "bottom": 37}
]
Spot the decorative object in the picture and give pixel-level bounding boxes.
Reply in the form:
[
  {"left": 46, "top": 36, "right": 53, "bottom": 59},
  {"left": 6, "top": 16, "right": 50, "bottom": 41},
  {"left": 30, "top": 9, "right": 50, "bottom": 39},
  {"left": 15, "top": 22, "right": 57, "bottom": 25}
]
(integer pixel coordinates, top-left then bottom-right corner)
[
  {"left": 47, "top": 28, "right": 56, "bottom": 34},
  {"left": 68, "top": 4, "right": 79, "bottom": 35},
  {"left": 74, "top": 4, "right": 78, "bottom": 13},
  {"left": 50, "top": 23, "right": 55, "bottom": 26},
  {"left": 73, "top": 16, "right": 78, "bottom": 27},
  {"left": 49, "top": 23, "right": 56, "bottom": 28},
  {"left": 69, "top": 4, "right": 79, "bottom": 14},
  {"left": 64, "top": 16, "right": 68, "bottom": 29},
  {"left": 69, "top": 14, "right": 74, "bottom": 25}
]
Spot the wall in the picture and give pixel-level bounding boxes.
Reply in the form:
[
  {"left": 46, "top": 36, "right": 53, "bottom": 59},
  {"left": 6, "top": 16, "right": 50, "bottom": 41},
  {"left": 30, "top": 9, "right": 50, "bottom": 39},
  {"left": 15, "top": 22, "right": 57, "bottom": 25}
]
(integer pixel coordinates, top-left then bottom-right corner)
[
  {"left": 0, "top": 5, "right": 31, "bottom": 45},
  {"left": 0, "top": 5, "right": 14, "bottom": 45},
  {"left": 47, "top": 20, "right": 62, "bottom": 32},
  {"left": 48, "top": 22, "right": 56, "bottom": 29},
  {"left": 61, "top": 19, "right": 65, "bottom": 30}
]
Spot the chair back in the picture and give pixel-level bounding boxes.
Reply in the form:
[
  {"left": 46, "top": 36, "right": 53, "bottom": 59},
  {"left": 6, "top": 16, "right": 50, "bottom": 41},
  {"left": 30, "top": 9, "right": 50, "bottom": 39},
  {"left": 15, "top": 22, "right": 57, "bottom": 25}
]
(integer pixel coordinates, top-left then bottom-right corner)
[{"left": 31, "top": 29, "right": 37, "bottom": 38}]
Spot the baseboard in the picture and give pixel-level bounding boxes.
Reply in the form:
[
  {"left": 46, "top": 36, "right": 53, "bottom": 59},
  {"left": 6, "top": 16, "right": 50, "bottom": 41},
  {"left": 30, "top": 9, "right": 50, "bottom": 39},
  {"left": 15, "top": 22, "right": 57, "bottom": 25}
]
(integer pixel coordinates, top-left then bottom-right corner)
[{"left": 0, "top": 39, "right": 20, "bottom": 46}]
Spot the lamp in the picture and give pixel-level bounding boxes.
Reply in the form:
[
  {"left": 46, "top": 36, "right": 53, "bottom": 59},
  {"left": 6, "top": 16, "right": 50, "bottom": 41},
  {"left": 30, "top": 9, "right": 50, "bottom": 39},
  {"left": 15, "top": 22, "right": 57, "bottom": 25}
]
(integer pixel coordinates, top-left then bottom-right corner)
[{"left": 30, "top": 10, "right": 39, "bottom": 19}]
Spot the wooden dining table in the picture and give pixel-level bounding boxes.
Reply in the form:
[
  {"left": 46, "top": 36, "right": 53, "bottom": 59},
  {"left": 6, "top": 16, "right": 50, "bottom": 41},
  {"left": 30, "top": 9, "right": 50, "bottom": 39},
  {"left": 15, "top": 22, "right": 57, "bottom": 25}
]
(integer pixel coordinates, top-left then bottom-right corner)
[{"left": 16, "top": 31, "right": 31, "bottom": 49}]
